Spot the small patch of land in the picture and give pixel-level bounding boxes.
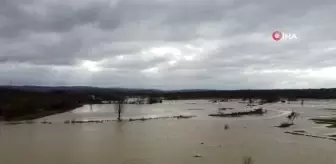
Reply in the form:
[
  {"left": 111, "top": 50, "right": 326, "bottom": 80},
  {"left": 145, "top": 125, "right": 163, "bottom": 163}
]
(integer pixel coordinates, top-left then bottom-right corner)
[
  {"left": 329, "top": 134, "right": 336, "bottom": 137},
  {"left": 218, "top": 107, "right": 234, "bottom": 111},
  {"left": 209, "top": 108, "right": 267, "bottom": 117},
  {"left": 4, "top": 115, "right": 196, "bottom": 125},
  {"left": 188, "top": 108, "right": 204, "bottom": 111},
  {"left": 310, "top": 118, "right": 336, "bottom": 128},
  {"left": 276, "top": 122, "right": 294, "bottom": 128},
  {"left": 324, "top": 108, "right": 336, "bottom": 110},
  {"left": 293, "top": 130, "right": 306, "bottom": 133},
  {"left": 285, "top": 131, "right": 336, "bottom": 142},
  {"left": 322, "top": 108, "right": 336, "bottom": 112}
]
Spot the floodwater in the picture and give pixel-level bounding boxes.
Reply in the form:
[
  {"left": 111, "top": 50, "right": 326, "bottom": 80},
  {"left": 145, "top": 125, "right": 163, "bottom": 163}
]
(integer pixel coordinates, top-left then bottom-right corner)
[{"left": 1, "top": 100, "right": 336, "bottom": 164}]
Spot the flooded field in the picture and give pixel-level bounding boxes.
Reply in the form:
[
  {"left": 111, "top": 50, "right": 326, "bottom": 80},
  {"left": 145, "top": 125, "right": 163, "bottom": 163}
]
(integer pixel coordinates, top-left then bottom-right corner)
[{"left": 1, "top": 100, "right": 336, "bottom": 164}]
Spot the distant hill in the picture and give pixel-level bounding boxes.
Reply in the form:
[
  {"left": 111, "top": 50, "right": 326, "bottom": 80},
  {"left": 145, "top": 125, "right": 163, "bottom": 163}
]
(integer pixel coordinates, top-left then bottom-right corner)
[{"left": 1, "top": 85, "right": 336, "bottom": 99}]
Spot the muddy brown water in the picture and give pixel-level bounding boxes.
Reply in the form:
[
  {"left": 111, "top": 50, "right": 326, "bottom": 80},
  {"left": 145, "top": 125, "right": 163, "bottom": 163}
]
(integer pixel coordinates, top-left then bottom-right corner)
[{"left": 1, "top": 100, "right": 336, "bottom": 164}]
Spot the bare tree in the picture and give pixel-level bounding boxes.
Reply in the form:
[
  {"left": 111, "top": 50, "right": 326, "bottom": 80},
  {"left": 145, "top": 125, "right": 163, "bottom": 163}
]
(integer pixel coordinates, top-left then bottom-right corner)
[
  {"left": 287, "top": 111, "right": 299, "bottom": 124},
  {"left": 115, "top": 97, "right": 125, "bottom": 121},
  {"left": 243, "top": 156, "right": 253, "bottom": 164},
  {"left": 248, "top": 98, "right": 253, "bottom": 105}
]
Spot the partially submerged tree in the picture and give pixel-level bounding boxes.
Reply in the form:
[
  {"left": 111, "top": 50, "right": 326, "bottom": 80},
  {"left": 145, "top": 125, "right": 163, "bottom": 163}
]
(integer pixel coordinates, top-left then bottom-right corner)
[
  {"left": 243, "top": 156, "right": 253, "bottom": 164},
  {"left": 287, "top": 111, "right": 299, "bottom": 124},
  {"left": 148, "top": 97, "right": 162, "bottom": 104},
  {"left": 224, "top": 124, "right": 229, "bottom": 130},
  {"left": 278, "top": 111, "right": 299, "bottom": 128},
  {"left": 115, "top": 97, "right": 125, "bottom": 121},
  {"left": 249, "top": 98, "right": 253, "bottom": 104}
]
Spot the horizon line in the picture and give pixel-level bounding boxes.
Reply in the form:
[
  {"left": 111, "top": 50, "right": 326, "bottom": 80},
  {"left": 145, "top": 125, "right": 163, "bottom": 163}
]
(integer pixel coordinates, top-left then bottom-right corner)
[{"left": 1, "top": 85, "right": 336, "bottom": 91}]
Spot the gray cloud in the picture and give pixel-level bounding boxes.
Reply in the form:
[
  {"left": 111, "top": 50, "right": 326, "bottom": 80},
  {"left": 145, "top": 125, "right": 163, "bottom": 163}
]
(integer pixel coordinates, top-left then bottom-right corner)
[{"left": 0, "top": 0, "right": 336, "bottom": 89}]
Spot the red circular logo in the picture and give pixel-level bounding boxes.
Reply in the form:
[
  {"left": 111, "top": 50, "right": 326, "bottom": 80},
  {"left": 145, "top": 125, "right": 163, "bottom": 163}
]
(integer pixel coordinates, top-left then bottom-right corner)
[{"left": 272, "top": 31, "right": 282, "bottom": 41}]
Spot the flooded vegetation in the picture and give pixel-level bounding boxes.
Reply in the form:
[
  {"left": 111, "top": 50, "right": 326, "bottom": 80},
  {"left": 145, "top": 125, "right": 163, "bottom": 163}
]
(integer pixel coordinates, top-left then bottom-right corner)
[
  {"left": 218, "top": 107, "right": 234, "bottom": 111},
  {"left": 310, "top": 117, "right": 336, "bottom": 128},
  {"left": 187, "top": 108, "right": 204, "bottom": 110},
  {"left": 209, "top": 108, "right": 267, "bottom": 117},
  {"left": 276, "top": 111, "right": 300, "bottom": 128},
  {"left": 276, "top": 122, "right": 294, "bottom": 128},
  {"left": 284, "top": 131, "right": 336, "bottom": 142},
  {"left": 243, "top": 156, "right": 254, "bottom": 164},
  {"left": 323, "top": 108, "right": 336, "bottom": 111},
  {"left": 5, "top": 115, "right": 195, "bottom": 125}
]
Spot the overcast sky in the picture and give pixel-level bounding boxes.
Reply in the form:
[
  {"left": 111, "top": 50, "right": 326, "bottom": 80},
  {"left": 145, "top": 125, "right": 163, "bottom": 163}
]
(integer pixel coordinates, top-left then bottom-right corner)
[{"left": 0, "top": 0, "right": 335, "bottom": 89}]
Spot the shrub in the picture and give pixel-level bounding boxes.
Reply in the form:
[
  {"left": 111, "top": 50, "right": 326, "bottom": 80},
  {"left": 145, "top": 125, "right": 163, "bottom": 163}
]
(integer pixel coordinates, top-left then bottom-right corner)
[{"left": 243, "top": 156, "right": 253, "bottom": 164}]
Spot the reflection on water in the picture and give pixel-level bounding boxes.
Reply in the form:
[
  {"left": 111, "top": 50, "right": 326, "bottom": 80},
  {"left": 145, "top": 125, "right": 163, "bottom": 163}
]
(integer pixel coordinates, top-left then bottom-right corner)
[{"left": 1, "top": 100, "right": 336, "bottom": 164}]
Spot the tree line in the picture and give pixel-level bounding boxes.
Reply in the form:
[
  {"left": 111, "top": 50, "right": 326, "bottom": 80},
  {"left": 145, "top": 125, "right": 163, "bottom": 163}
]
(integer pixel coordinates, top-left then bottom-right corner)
[
  {"left": 1, "top": 87, "right": 336, "bottom": 121},
  {"left": 162, "top": 88, "right": 336, "bottom": 100}
]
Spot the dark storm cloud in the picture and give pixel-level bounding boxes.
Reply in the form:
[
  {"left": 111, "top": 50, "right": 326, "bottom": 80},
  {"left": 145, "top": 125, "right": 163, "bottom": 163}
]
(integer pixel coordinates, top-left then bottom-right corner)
[
  {"left": 0, "top": 0, "right": 107, "bottom": 38},
  {"left": 0, "top": 0, "right": 336, "bottom": 89}
]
